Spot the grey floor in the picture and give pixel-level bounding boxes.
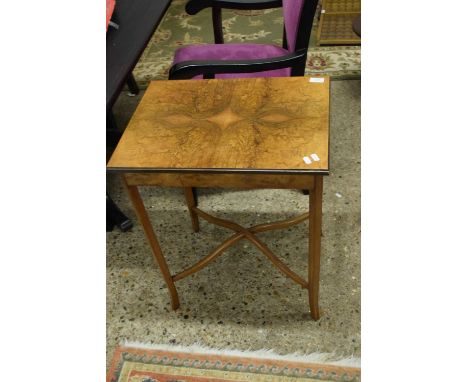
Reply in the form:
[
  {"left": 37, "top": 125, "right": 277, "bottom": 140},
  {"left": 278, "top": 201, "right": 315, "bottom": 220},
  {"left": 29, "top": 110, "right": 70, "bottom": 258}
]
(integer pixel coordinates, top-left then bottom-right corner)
[{"left": 106, "top": 80, "right": 361, "bottom": 367}]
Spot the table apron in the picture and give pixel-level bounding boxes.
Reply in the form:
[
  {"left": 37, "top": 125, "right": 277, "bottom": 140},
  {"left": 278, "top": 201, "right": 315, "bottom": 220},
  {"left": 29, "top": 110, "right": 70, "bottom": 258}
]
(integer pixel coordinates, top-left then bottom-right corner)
[{"left": 124, "top": 172, "right": 317, "bottom": 189}]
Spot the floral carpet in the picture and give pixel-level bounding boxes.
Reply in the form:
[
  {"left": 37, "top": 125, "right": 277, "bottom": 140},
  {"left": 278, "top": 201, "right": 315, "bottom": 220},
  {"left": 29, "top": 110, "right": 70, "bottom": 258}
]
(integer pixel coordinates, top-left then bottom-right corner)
[
  {"left": 108, "top": 346, "right": 361, "bottom": 382},
  {"left": 133, "top": 0, "right": 360, "bottom": 86}
]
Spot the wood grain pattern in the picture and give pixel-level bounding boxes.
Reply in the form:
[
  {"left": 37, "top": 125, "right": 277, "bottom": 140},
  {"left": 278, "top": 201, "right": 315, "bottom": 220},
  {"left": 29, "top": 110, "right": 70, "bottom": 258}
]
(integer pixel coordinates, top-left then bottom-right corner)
[{"left": 107, "top": 77, "right": 329, "bottom": 174}]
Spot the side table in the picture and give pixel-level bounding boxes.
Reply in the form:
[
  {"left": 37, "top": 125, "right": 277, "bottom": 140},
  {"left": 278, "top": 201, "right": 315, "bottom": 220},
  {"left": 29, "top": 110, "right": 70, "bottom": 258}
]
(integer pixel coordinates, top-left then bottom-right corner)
[{"left": 107, "top": 76, "right": 330, "bottom": 319}]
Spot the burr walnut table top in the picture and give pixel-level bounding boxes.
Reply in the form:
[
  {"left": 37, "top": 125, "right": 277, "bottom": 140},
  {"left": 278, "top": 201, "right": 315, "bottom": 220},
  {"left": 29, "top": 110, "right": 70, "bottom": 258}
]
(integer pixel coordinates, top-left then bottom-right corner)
[{"left": 107, "top": 76, "right": 330, "bottom": 174}]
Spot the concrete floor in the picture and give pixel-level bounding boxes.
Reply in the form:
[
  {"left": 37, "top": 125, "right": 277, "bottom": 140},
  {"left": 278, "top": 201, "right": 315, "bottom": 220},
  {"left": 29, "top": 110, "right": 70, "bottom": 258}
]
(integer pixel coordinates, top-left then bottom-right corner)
[{"left": 106, "top": 80, "right": 361, "bottom": 367}]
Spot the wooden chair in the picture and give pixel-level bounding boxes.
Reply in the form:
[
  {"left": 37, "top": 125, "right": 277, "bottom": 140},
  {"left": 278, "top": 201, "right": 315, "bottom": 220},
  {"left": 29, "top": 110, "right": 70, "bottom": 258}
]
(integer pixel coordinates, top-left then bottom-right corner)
[{"left": 168, "top": 0, "right": 320, "bottom": 80}]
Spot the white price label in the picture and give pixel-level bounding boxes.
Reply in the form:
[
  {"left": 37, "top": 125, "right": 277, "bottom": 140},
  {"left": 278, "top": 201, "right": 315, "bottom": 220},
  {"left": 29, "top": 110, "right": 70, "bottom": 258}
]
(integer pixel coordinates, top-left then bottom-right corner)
[{"left": 309, "top": 77, "right": 325, "bottom": 83}]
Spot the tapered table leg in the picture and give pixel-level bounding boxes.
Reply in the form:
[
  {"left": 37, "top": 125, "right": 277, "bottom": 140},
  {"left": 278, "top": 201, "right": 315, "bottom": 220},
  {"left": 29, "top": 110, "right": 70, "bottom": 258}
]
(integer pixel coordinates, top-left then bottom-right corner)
[
  {"left": 184, "top": 187, "right": 200, "bottom": 232},
  {"left": 124, "top": 181, "right": 180, "bottom": 310},
  {"left": 308, "top": 176, "right": 323, "bottom": 320}
]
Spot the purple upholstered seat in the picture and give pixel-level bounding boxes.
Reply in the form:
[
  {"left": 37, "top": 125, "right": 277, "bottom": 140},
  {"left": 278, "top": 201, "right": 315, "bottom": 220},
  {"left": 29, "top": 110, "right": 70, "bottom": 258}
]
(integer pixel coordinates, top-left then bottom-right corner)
[
  {"left": 173, "top": 43, "right": 291, "bottom": 79},
  {"left": 171, "top": 0, "right": 308, "bottom": 79}
]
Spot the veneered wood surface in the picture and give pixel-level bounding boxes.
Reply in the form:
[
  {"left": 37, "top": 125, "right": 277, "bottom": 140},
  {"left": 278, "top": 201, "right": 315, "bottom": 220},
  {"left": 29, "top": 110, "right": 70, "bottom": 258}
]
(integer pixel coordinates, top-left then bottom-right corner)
[{"left": 107, "top": 77, "right": 330, "bottom": 174}]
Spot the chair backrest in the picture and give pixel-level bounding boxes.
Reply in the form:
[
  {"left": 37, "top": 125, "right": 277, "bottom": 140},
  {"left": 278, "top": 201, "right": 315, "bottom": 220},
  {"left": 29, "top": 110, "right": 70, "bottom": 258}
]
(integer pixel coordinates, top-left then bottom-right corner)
[{"left": 283, "top": 0, "right": 319, "bottom": 52}]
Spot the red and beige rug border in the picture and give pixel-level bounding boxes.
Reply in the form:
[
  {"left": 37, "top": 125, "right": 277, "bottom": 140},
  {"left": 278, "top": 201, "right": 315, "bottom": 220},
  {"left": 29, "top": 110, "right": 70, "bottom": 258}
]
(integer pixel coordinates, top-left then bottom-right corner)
[{"left": 108, "top": 344, "right": 360, "bottom": 382}]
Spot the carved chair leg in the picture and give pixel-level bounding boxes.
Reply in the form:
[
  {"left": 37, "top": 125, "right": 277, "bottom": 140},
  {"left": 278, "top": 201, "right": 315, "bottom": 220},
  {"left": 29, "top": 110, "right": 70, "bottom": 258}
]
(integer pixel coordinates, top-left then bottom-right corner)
[
  {"left": 125, "top": 181, "right": 180, "bottom": 310},
  {"left": 184, "top": 187, "right": 200, "bottom": 233},
  {"left": 308, "top": 176, "right": 323, "bottom": 320}
]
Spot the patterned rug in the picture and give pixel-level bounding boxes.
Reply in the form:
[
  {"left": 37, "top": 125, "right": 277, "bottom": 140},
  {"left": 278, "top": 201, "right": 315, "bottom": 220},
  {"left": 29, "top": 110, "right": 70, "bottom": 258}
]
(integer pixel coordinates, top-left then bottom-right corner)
[
  {"left": 133, "top": 0, "right": 360, "bottom": 87},
  {"left": 108, "top": 345, "right": 361, "bottom": 382}
]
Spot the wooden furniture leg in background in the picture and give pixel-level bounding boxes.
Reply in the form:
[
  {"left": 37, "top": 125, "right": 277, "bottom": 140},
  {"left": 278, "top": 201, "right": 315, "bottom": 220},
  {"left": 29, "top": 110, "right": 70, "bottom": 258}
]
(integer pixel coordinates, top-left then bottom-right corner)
[
  {"left": 124, "top": 181, "right": 180, "bottom": 310},
  {"left": 126, "top": 73, "right": 140, "bottom": 95},
  {"left": 106, "top": 193, "right": 133, "bottom": 232},
  {"left": 308, "top": 176, "right": 323, "bottom": 320}
]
